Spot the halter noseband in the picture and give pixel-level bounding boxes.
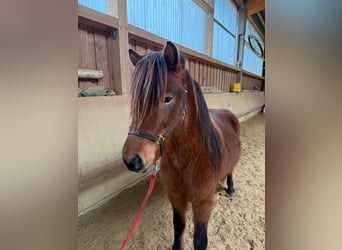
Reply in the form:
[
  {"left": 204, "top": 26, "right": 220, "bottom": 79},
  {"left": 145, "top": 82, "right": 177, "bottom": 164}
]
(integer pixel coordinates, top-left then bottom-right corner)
[
  {"left": 128, "top": 84, "right": 188, "bottom": 156},
  {"left": 128, "top": 125, "right": 175, "bottom": 156}
]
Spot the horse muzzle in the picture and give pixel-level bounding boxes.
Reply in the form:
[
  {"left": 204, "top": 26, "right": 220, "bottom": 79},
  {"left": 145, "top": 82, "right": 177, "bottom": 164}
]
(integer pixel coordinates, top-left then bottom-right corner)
[{"left": 122, "top": 154, "right": 145, "bottom": 172}]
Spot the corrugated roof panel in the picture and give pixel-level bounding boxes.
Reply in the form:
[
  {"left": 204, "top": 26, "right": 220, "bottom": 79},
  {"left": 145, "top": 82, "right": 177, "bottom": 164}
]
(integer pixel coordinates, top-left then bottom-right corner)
[
  {"left": 243, "top": 45, "right": 263, "bottom": 76},
  {"left": 78, "top": 0, "right": 106, "bottom": 15},
  {"left": 212, "top": 22, "right": 236, "bottom": 66},
  {"left": 127, "top": 0, "right": 206, "bottom": 53},
  {"left": 214, "top": 0, "right": 237, "bottom": 34}
]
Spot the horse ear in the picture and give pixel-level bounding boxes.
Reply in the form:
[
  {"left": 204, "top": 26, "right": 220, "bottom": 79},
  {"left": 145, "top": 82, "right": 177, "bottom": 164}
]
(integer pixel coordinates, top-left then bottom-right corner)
[
  {"left": 128, "top": 49, "right": 142, "bottom": 66},
  {"left": 163, "top": 41, "right": 179, "bottom": 70}
]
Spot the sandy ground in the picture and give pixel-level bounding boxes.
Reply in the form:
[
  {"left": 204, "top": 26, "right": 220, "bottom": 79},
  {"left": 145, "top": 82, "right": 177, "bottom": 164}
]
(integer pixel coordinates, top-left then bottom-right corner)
[{"left": 79, "top": 113, "right": 265, "bottom": 250}]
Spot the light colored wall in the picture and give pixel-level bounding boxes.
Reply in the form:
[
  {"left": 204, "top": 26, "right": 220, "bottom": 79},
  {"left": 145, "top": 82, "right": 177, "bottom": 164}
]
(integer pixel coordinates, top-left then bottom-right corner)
[{"left": 78, "top": 91, "right": 264, "bottom": 215}]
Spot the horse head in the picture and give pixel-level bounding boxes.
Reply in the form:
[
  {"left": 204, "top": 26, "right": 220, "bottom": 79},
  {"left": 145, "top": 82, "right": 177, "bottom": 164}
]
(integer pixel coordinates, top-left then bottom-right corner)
[{"left": 122, "top": 41, "right": 188, "bottom": 172}]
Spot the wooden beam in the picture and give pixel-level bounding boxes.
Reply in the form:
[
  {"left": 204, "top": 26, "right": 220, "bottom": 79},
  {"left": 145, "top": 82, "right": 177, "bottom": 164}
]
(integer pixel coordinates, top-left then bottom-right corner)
[
  {"left": 78, "top": 69, "right": 104, "bottom": 79},
  {"left": 247, "top": 0, "right": 265, "bottom": 15},
  {"left": 78, "top": 4, "right": 119, "bottom": 29},
  {"left": 111, "top": 0, "right": 130, "bottom": 95}
]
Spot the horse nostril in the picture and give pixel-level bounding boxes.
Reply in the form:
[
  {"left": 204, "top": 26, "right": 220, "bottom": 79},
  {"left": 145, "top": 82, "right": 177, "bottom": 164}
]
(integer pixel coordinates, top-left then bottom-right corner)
[{"left": 123, "top": 154, "right": 144, "bottom": 172}]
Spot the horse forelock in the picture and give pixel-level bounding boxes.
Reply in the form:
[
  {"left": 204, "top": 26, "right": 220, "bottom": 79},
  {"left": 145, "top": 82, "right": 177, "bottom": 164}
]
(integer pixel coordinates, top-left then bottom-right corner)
[
  {"left": 192, "top": 79, "right": 222, "bottom": 174},
  {"left": 130, "top": 51, "right": 167, "bottom": 128}
]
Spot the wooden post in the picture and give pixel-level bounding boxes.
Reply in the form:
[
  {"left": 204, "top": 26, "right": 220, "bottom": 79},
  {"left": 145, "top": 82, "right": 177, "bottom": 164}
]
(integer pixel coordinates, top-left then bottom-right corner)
[{"left": 111, "top": 0, "right": 130, "bottom": 95}]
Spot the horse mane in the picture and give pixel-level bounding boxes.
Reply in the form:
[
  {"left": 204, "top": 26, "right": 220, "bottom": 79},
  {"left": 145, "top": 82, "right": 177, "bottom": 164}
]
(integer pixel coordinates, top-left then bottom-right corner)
[
  {"left": 190, "top": 76, "right": 222, "bottom": 175},
  {"left": 130, "top": 51, "right": 167, "bottom": 128}
]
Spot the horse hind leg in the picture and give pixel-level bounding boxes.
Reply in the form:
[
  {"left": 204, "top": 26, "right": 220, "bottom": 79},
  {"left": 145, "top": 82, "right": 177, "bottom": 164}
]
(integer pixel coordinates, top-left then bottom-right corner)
[{"left": 226, "top": 174, "right": 235, "bottom": 197}]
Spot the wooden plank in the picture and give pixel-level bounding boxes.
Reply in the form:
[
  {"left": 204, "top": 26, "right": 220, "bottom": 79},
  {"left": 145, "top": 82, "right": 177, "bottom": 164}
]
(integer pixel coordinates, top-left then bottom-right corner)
[
  {"left": 78, "top": 69, "right": 104, "bottom": 79},
  {"left": 210, "top": 65, "right": 214, "bottom": 88},
  {"left": 189, "top": 58, "right": 195, "bottom": 80},
  {"left": 147, "top": 43, "right": 155, "bottom": 53},
  {"left": 206, "top": 63, "right": 210, "bottom": 86},
  {"left": 216, "top": 67, "right": 220, "bottom": 89},
  {"left": 225, "top": 70, "right": 229, "bottom": 92},
  {"left": 221, "top": 69, "right": 226, "bottom": 92},
  {"left": 199, "top": 61, "right": 203, "bottom": 85},
  {"left": 206, "top": 64, "right": 211, "bottom": 87},
  {"left": 136, "top": 40, "right": 147, "bottom": 55},
  {"left": 107, "top": 34, "right": 114, "bottom": 90},
  {"left": 202, "top": 62, "right": 208, "bottom": 86},
  {"left": 78, "top": 23, "right": 84, "bottom": 68},
  {"left": 79, "top": 23, "right": 96, "bottom": 70},
  {"left": 128, "top": 38, "right": 136, "bottom": 50},
  {"left": 184, "top": 56, "right": 190, "bottom": 71},
  {"left": 218, "top": 67, "right": 222, "bottom": 92},
  {"left": 94, "top": 29, "right": 110, "bottom": 88},
  {"left": 194, "top": 60, "right": 199, "bottom": 82}
]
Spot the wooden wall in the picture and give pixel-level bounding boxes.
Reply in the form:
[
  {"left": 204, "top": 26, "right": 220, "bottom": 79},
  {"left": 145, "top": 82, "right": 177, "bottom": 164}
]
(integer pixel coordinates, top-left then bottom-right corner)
[
  {"left": 78, "top": 22, "right": 115, "bottom": 90},
  {"left": 242, "top": 73, "right": 263, "bottom": 90}
]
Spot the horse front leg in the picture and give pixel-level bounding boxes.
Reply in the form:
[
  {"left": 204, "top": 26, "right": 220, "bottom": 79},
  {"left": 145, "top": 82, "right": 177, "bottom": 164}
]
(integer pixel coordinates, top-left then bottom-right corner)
[
  {"left": 192, "top": 197, "right": 214, "bottom": 250},
  {"left": 168, "top": 193, "right": 187, "bottom": 250},
  {"left": 226, "top": 174, "right": 235, "bottom": 197}
]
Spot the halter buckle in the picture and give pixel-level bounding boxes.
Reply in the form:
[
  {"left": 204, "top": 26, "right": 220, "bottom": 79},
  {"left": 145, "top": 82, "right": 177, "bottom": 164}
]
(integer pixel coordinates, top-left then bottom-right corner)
[
  {"left": 156, "top": 135, "right": 165, "bottom": 145},
  {"left": 152, "top": 163, "right": 158, "bottom": 172}
]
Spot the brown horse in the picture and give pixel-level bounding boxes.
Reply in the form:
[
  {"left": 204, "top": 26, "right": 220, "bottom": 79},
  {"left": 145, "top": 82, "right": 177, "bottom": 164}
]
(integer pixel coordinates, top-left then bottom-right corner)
[{"left": 122, "top": 41, "right": 241, "bottom": 250}]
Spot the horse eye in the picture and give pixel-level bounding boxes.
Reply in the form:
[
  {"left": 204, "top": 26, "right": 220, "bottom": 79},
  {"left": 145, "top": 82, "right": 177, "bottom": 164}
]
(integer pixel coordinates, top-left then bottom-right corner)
[{"left": 164, "top": 96, "right": 173, "bottom": 104}]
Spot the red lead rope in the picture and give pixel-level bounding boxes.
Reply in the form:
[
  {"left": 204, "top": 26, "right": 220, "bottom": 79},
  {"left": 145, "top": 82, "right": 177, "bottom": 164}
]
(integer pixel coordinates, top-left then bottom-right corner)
[{"left": 119, "top": 169, "right": 157, "bottom": 250}]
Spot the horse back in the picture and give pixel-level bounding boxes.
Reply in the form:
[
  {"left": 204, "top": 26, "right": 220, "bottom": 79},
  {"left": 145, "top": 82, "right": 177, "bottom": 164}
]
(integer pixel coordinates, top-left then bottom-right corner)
[{"left": 209, "top": 109, "right": 241, "bottom": 178}]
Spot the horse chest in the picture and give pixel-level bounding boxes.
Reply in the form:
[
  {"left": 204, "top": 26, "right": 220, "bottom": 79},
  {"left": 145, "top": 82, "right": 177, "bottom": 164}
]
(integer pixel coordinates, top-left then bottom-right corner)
[{"left": 160, "top": 163, "right": 214, "bottom": 201}]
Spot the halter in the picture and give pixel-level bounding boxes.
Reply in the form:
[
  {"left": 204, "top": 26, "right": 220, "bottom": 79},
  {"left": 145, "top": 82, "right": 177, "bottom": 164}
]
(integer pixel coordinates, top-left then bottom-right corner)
[{"left": 128, "top": 84, "right": 188, "bottom": 156}]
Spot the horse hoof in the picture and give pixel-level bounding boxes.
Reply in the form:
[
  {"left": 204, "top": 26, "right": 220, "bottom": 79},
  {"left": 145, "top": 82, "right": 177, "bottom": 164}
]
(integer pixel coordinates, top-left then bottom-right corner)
[{"left": 227, "top": 189, "right": 236, "bottom": 197}]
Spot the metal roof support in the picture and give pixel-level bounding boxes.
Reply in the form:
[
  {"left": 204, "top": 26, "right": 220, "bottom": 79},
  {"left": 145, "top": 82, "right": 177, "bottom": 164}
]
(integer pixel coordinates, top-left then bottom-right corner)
[{"left": 236, "top": 0, "right": 248, "bottom": 84}]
